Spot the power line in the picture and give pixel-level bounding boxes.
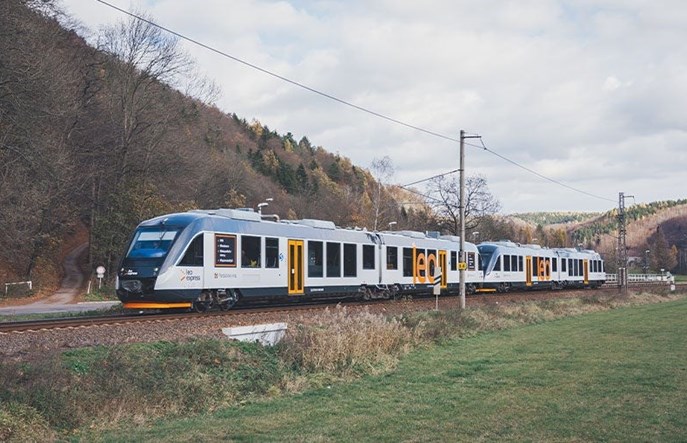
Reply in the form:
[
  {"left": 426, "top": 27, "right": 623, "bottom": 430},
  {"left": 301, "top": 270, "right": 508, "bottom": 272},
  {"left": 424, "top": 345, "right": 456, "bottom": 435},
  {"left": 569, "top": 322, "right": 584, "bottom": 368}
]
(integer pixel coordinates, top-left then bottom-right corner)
[
  {"left": 402, "top": 169, "right": 459, "bottom": 187},
  {"left": 93, "top": 0, "right": 616, "bottom": 205}
]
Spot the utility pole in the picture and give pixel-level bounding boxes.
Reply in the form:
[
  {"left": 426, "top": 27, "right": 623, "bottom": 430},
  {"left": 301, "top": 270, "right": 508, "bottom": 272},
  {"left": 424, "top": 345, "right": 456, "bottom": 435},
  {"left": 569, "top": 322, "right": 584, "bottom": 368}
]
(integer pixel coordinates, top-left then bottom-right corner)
[
  {"left": 617, "top": 192, "right": 633, "bottom": 294},
  {"left": 459, "top": 130, "right": 481, "bottom": 309}
]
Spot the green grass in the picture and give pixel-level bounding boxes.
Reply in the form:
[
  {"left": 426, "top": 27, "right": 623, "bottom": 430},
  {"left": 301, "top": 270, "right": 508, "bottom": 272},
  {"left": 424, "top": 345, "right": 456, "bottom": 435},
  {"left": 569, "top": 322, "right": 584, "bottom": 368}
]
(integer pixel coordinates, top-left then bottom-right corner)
[
  {"left": 0, "top": 304, "right": 122, "bottom": 322},
  {"left": 90, "top": 297, "right": 687, "bottom": 442}
]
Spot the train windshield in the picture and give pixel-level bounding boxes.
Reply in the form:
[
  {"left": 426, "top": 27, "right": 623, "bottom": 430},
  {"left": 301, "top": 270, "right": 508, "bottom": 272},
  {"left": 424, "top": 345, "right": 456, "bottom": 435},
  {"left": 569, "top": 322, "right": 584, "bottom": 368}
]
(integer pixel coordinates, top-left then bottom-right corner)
[
  {"left": 477, "top": 245, "right": 496, "bottom": 272},
  {"left": 126, "top": 228, "right": 180, "bottom": 259}
]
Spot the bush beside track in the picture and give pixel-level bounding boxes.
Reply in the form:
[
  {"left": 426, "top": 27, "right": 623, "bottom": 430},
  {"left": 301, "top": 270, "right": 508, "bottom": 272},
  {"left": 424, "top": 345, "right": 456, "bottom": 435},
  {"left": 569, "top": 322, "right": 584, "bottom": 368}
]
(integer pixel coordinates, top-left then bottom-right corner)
[{"left": 0, "top": 288, "right": 684, "bottom": 441}]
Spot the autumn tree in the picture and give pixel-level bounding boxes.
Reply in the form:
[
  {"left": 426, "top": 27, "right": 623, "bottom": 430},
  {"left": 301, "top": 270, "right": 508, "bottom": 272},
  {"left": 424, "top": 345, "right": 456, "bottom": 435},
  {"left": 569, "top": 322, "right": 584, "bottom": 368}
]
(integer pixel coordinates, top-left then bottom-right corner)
[
  {"left": 647, "top": 226, "right": 678, "bottom": 272},
  {"left": 91, "top": 9, "right": 218, "bottom": 272},
  {"left": 0, "top": 0, "right": 100, "bottom": 280}
]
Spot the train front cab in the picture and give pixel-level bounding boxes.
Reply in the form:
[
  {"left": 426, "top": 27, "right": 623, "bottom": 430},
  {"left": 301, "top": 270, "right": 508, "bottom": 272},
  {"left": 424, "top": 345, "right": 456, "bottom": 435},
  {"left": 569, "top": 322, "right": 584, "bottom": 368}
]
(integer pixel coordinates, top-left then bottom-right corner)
[{"left": 116, "top": 215, "right": 199, "bottom": 310}]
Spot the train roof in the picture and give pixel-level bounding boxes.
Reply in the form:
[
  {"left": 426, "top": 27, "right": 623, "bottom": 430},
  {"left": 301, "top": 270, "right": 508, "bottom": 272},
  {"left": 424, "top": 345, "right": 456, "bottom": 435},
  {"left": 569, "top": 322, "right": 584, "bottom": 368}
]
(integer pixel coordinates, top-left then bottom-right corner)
[{"left": 136, "top": 209, "right": 477, "bottom": 250}]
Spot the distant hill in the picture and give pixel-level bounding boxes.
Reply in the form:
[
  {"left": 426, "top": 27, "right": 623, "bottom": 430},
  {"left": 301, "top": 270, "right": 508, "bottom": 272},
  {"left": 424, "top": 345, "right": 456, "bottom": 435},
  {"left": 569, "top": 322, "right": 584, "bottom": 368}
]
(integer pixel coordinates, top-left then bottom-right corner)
[{"left": 511, "top": 212, "right": 602, "bottom": 226}]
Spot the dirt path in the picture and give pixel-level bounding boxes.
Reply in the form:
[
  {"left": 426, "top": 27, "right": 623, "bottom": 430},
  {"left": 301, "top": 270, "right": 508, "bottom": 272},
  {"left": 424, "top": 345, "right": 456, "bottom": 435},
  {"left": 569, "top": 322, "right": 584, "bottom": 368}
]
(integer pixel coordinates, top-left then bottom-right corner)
[{"left": 27, "top": 242, "right": 88, "bottom": 306}]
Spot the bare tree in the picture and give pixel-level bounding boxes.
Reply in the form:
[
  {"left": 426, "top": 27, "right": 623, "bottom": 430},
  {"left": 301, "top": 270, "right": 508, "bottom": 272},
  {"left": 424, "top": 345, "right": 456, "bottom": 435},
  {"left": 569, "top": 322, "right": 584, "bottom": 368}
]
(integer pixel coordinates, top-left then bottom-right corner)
[
  {"left": 370, "top": 156, "right": 394, "bottom": 231},
  {"left": 427, "top": 174, "right": 500, "bottom": 236}
]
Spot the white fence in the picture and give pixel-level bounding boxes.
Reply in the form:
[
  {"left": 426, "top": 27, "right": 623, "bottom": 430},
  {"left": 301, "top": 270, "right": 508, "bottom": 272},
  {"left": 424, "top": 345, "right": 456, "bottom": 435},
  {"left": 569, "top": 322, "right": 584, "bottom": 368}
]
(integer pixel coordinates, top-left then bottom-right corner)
[
  {"left": 605, "top": 273, "right": 674, "bottom": 285},
  {"left": 4, "top": 280, "right": 33, "bottom": 296}
]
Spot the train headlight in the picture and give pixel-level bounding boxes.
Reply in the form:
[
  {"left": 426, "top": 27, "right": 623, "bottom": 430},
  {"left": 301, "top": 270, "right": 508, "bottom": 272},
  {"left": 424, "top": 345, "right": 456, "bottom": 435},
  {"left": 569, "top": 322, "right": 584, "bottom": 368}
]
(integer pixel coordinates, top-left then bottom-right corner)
[{"left": 121, "top": 279, "right": 143, "bottom": 293}]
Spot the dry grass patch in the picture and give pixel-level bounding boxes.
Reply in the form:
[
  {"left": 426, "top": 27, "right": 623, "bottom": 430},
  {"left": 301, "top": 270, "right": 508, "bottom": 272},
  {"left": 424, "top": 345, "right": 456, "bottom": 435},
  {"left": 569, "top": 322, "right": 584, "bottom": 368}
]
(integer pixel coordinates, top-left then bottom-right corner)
[{"left": 280, "top": 306, "right": 419, "bottom": 377}]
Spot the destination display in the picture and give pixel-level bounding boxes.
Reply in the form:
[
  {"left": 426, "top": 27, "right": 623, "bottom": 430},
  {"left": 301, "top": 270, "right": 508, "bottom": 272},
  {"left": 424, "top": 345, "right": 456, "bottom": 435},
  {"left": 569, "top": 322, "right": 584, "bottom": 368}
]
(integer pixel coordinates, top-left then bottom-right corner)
[
  {"left": 467, "top": 252, "right": 476, "bottom": 270},
  {"left": 215, "top": 234, "right": 236, "bottom": 267}
]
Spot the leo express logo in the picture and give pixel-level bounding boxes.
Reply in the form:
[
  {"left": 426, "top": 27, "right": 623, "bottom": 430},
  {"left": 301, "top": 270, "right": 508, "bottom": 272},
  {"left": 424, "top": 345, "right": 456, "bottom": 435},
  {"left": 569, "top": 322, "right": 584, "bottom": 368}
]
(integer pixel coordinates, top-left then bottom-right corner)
[{"left": 179, "top": 269, "right": 201, "bottom": 282}]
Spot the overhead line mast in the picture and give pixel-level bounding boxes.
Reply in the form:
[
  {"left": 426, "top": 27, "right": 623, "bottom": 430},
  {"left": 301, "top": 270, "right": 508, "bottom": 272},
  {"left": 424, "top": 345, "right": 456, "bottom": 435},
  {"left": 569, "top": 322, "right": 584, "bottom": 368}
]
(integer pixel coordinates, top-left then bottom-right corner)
[{"left": 459, "top": 130, "right": 481, "bottom": 309}]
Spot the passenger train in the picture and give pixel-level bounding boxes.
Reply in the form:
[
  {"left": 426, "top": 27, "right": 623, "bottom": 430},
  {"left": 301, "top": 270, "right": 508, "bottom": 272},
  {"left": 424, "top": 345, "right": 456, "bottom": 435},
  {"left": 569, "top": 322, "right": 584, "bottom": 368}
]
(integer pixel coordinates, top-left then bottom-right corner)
[{"left": 115, "top": 208, "right": 605, "bottom": 311}]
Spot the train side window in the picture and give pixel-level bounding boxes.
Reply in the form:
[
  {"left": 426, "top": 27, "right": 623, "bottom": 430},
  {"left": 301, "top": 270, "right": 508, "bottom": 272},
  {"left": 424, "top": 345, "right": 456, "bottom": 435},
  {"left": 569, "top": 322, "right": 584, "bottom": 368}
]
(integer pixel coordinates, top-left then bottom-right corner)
[
  {"left": 568, "top": 259, "right": 573, "bottom": 275},
  {"left": 494, "top": 256, "right": 501, "bottom": 271},
  {"left": 403, "top": 248, "right": 413, "bottom": 277},
  {"left": 532, "top": 257, "right": 538, "bottom": 277},
  {"left": 343, "top": 243, "right": 357, "bottom": 277},
  {"left": 451, "top": 251, "right": 457, "bottom": 271},
  {"left": 386, "top": 246, "right": 398, "bottom": 270},
  {"left": 241, "top": 236, "right": 261, "bottom": 268},
  {"left": 511, "top": 255, "right": 517, "bottom": 272},
  {"left": 504, "top": 254, "right": 511, "bottom": 272},
  {"left": 179, "top": 234, "right": 204, "bottom": 267},
  {"left": 265, "top": 238, "right": 279, "bottom": 268},
  {"left": 308, "top": 241, "right": 324, "bottom": 277},
  {"left": 363, "top": 245, "right": 375, "bottom": 270},
  {"left": 552, "top": 257, "right": 557, "bottom": 272},
  {"left": 326, "top": 242, "right": 341, "bottom": 277},
  {"left": 518, "top": 256, "right": 523, "bottom": 272},
  {"left": 562, "top": 258, "right": 567, "bottom": 272}
]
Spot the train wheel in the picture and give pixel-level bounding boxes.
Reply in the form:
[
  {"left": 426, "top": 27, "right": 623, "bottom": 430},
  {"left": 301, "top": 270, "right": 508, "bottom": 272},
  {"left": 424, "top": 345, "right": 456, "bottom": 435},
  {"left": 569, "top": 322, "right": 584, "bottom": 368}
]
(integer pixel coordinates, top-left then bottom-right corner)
[
  {"left": 219, "top": 289, "right": 239, "bottom": 311},
  {"left": 193, "top": 292, "right": 212, "bottom": 313}
]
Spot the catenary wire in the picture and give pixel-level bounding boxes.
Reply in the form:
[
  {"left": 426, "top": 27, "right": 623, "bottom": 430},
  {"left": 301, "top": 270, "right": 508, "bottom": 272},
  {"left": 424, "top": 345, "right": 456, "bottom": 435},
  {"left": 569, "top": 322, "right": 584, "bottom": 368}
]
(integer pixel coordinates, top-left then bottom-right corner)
[{"left": 93, "top": 0, "right": 616, "bottom": 205}]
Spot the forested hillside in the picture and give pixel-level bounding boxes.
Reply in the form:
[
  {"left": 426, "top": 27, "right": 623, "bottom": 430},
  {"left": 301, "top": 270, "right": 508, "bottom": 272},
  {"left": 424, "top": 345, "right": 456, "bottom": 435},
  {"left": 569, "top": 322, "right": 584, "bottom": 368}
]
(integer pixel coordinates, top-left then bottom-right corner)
[
  {"left": 511, "top": 201, "right": 687, "bottom": 274},
  {"left": 0, "top": 0, "right": 436, "bottom": 289}
]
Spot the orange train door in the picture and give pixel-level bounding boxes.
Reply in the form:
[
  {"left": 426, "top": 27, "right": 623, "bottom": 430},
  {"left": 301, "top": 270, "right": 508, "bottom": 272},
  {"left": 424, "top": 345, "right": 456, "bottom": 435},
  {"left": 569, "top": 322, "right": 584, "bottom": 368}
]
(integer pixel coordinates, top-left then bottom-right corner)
[
  {"left": 439, "top": 250, "right": 448, "bottom": 289},
  {"left": 525, "top": 256, "right": 533, "bottom": 287},
  {"left": 288, "top": 240, "right": 304, "bottom": 295},
  {"left": 583, "top": 259, "right": 589, "bottom": 286}
]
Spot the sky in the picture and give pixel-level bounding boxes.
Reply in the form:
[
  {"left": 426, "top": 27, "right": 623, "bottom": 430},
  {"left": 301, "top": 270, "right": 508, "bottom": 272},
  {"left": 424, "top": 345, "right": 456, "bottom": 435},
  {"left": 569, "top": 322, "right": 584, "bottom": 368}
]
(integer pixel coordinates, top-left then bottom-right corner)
[{"left": 56, "top": 0, "right": 687, "bottom": 214}]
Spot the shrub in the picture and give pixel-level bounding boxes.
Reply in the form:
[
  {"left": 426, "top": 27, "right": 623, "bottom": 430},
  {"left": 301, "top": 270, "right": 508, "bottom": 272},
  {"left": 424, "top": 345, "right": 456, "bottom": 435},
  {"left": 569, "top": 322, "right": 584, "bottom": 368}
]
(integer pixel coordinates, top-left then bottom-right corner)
[
  {"left": 0, "top": 402, "right": 56, "bottom": 442},
  {"left": 279, "top": 306, "right": 418, "bottom": 376}
]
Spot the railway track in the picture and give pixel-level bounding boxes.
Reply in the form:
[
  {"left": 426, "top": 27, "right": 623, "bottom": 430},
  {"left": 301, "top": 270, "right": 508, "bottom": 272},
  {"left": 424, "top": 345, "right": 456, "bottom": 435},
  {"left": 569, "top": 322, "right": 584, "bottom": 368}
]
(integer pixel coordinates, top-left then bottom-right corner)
[{"left": 0, "top": 282, "right": 678, "bottom": 335}]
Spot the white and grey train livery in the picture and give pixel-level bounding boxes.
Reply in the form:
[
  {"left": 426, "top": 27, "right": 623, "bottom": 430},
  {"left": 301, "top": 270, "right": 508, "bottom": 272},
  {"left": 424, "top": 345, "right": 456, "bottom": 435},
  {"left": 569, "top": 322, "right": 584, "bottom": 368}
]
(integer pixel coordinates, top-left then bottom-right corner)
[
  {"left": 116, "top": 208, "right": 482, "bottom": 311},
  {"left": 477, "top": 241, "right": 605, "bottom": 292}
]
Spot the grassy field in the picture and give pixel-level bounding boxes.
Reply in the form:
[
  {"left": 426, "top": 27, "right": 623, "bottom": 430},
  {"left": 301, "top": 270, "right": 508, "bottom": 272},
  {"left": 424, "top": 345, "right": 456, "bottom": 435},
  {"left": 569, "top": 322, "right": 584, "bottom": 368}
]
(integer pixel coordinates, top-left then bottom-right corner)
[{"left": 91, "top": 297, "right": 687, "bottom": 442}]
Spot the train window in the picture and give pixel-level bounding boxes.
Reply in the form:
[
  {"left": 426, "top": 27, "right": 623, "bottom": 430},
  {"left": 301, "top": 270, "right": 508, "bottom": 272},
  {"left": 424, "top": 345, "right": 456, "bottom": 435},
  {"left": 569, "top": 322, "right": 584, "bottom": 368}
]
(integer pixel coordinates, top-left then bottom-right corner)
[
  {"left": 504, "top": 254, "right": 511, "bottom": 272},
  {"left": 241, "top": 236, "right": 261, "bottom": 268},
  {"left": 511, "top": 255, "right": 517, "bottom": 272},
  {"left": 494, "top": 256, "right": 501, "bottom": 271},
  {"left": 343, "top": 243, "right": 357, "bottom": 277},
  {"left": 561, "top": 258, "right": 567, "bottom": 273},
  {"left": 451, "top": 251, "right": 457, "bottom": 271},
  {"left": 265, "top": 238, "right": 279, "bottom": 268},
  {"left": 179, "top": 234, "right": 204, "bottom": 267},
  {"left": 403, "top": 248, "right": 413, "bottom": 277},
  {"left": 518, "top": 256, "right": 523, "bottom": 272},
  {"left": 568, "top": 259, "right": 573, "bottom": 275},
  {"left": 579, "top": 259, "right": 583, "bottom": 276},
  {"left": 552, "top": 257, "right": 557, "bottom": 272},
  {"left": 363, "top": 245, "right": 375, "bottom": 270},
  {"left": 308, "top": 241, "right": 324, "bottom": 277},
  {"left": 532, "top": 257, "right": 538, "bottom": 277},
  {"left": 326, "top": 242, "right": 341, "bottom": 277},
  {"left": 386, "top": 246, "right": 398, "bottom": 270}
]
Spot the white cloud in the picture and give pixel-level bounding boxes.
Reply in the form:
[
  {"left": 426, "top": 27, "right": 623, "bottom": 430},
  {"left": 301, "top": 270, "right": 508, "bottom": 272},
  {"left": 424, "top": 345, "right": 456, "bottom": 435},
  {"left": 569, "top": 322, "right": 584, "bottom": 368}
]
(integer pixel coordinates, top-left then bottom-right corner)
[{"left": 58, "top": 0, "right": 687, "bottom": 213}]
